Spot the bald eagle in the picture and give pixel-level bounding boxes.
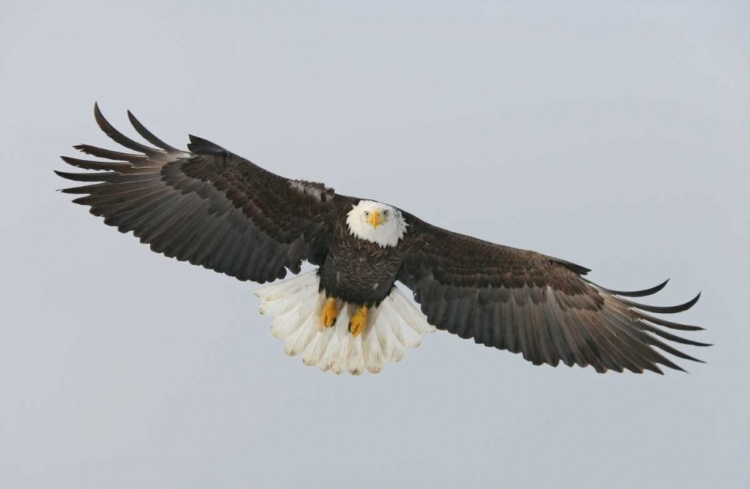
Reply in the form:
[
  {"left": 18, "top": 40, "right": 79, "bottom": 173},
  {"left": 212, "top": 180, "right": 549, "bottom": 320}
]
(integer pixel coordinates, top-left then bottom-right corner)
[{"left": 56, "top": 104, "right": 709, "bottom": 375}]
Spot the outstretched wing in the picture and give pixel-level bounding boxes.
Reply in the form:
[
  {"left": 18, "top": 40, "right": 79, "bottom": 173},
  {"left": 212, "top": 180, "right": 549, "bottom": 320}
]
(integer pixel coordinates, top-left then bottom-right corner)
[
  {"left": 56, "top": 104, "right": 336, "bottom": 283},
  {"left": 397, "top": 217, "right": 709, "bottom": 374}
]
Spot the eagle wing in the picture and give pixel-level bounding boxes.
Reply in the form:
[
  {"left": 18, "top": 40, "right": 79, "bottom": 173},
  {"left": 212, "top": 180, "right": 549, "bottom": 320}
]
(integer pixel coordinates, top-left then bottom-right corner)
[
  {"left": 397, "top": 217, "right": 708, "bottom": 374},
  {"left": 56, "top": 104, "right": 336, "bottom": 283}
]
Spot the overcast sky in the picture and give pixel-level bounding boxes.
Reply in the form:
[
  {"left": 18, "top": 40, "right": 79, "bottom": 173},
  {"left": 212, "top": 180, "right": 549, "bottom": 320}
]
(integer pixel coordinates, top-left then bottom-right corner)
[{"left": 1, "top": 1, "right": 748, "bottom": 488}]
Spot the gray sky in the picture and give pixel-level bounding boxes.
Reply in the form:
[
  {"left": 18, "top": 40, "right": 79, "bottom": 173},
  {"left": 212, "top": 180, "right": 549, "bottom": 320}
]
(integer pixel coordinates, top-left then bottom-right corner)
[{"left": 1, "top": 1, "right": 748, "bottom": 488}]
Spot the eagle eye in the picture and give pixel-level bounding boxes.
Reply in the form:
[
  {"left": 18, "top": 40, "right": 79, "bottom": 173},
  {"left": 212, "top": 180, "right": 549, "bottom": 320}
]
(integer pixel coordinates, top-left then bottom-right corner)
[
  {"left": 383, "top": 210, "right": 389, "bottom": 217},
  {"left": 364, "top": 211, "right": 370, "bottom": 217}
]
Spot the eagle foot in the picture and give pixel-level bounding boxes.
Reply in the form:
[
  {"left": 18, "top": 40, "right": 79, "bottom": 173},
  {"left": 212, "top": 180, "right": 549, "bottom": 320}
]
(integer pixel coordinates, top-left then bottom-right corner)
[
  {"left": 348, "top": 305, "right": 369, "bottom": 337},
  {"left": 321, "top": 298, "right": 338, "bottom": 327}
]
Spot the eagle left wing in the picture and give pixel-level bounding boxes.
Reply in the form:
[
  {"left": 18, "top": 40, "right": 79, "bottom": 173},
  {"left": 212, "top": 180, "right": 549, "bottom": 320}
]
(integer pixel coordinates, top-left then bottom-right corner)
[
  {"left": 397, "top": 216, "right": 709, "bottom": 374},
  {"left": 56, "top": 104, "right": 336, "bottom": 283}
]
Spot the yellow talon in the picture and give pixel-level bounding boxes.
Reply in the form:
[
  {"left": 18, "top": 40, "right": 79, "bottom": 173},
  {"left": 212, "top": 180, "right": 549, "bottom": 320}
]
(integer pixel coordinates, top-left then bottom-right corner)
[
  {"left": 349, "top": 305, "right": 369, "bottom": 337},
  {"left": 321, "top": 298, "right": 338, "bottom": 327}
]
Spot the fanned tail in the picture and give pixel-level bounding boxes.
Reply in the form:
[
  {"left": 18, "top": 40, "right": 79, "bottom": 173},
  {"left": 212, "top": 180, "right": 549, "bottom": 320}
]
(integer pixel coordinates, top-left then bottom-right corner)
[{"left": 254, "top": 271, "right": 434, "bottom": 375}]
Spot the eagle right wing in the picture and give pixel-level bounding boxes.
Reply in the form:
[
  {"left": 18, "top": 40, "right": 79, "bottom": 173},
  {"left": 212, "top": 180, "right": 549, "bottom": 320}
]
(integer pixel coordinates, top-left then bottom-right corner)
[
  {"left": 397, "top": 217, "right": 709, "bottom": 374},
  {"left": 56, "top": 104, "right": 336, "bottom": 284}
]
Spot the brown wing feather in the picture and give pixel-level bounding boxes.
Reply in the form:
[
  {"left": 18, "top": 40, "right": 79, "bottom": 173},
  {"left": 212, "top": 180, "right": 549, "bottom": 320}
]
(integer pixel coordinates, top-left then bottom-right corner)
[
  {"left": 56, "top": 103, "right": 336, "bottom": 284},
  {"left": 397, "top": 216, "right": 708, "bottom": 374}
]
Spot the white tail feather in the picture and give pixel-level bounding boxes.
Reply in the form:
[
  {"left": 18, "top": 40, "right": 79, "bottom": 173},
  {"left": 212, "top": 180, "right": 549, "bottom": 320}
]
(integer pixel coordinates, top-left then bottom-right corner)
[{"left": 254, "top": 271, "right": 435, "bottom": 375}]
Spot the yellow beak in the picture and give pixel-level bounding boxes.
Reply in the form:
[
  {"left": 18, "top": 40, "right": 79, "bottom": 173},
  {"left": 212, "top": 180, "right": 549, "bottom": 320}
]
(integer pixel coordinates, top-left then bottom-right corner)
[{"left": 368, "top": 210, "right": 383, "bottom": 228}]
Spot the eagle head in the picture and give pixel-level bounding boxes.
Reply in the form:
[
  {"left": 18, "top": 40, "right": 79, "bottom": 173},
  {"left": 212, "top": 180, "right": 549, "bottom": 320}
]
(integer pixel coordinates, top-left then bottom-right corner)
[{"left": 346, "top": 200, "right": 408, "bottom": 248}]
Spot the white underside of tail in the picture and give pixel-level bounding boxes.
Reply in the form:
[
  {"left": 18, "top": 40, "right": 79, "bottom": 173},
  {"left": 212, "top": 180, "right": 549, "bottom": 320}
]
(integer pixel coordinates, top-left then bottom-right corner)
[{"left": 253, "top": 271, "right": 435, "bottom": 375}]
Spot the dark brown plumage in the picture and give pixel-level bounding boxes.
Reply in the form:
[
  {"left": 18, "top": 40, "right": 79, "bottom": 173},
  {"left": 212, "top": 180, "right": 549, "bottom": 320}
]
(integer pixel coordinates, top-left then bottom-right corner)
[
  {"left": 56, "top": 104, "right": 709, "bottom": 375},
  {"left": 397, "top": 222, "right": 706, "bottom": 373}
]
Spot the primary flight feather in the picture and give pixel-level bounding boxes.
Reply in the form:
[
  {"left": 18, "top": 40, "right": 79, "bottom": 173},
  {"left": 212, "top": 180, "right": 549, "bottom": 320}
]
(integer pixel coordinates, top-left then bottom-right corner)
[{"left": 56, "top": 104, "right": 709, "bottom": 375}]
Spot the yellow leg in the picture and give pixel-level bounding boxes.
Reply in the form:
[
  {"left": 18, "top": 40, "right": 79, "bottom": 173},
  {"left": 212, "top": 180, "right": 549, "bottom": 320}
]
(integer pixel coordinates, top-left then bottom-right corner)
[
  {"left": 349, "top": 305, "right": 369, "bottom": 337},
  {"left": 320, "top": 298, "right": 338, "bottom": 327}
]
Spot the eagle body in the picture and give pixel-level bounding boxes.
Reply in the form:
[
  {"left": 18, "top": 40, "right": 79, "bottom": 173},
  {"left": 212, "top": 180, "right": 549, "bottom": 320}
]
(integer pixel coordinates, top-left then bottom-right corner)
[
  {"left": 56, "top": 104, "right": 709, "bottom": 376},
  {"left": 319, "top": 208, "right": 410, "bottom": 307}
]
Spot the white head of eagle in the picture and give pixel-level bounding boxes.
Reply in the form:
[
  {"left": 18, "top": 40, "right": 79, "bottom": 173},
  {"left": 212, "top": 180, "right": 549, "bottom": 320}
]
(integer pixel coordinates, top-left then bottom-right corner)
[{"left": 346, "top": 200, "right": 408, "bottom": 248}]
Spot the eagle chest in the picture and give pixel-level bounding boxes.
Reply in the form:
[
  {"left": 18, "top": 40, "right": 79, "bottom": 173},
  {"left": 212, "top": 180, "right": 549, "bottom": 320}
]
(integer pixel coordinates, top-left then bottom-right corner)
[{"left": 319, "top": 235, "right": 403, "bottom": 306}]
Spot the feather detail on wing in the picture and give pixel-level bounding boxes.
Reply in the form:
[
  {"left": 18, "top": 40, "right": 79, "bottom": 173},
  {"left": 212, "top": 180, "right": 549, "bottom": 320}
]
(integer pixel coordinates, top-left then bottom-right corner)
[
  {"left": 397, "top": 217, "right": 709, "bottom": 374},
  {"left": 56, "top": 104, "right": 336, "bottom": 283}
]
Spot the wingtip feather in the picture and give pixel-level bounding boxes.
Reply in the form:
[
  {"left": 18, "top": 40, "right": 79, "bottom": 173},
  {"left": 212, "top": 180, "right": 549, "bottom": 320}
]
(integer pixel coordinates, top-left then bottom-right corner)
[
  {"left": 127, "top": 109, "right": 181, "bottom": 152},
  {"left": 604, "top": 278, "right": 670, "bottom": 298}
]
